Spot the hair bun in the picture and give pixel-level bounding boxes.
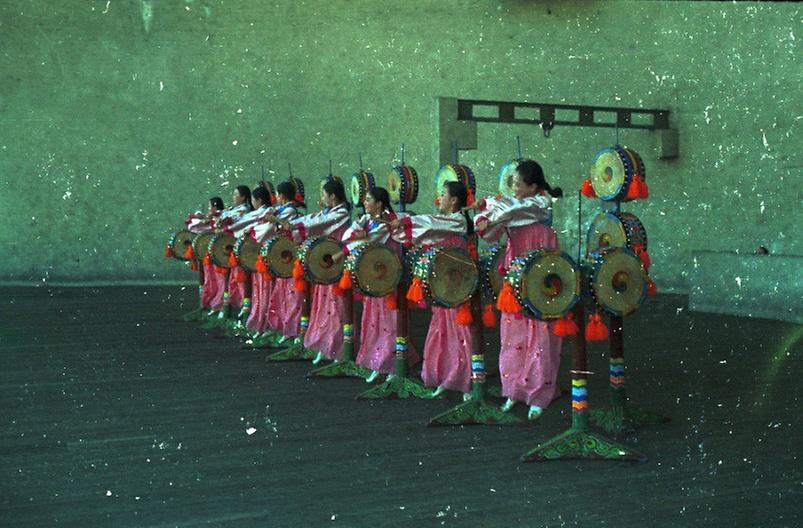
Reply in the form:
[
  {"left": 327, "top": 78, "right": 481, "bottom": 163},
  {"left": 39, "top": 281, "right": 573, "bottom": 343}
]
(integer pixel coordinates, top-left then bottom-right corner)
[{"left": 550, "top": 186, "right": 564, "bottom": 198}]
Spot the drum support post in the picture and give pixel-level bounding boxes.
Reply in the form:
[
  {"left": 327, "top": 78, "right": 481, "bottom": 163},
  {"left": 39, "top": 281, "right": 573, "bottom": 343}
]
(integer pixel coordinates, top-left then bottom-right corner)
[
  {"left": 357, "top": 280, "right": 436, "bottom": 400},
  {"left": 589, "top": 316, "right": 670, "bottom": 436},
  {"left": 266, "top": 285, "right": 318, "bottom": 362},
  {"left": 521, "top": 303, "right": 646, "bottom": 462},
  {"left": 427, "top": 294, "right": 523, "bottom": 426},
  {"left": 307, "top": 288, "right": 373, "bottom": 379}
]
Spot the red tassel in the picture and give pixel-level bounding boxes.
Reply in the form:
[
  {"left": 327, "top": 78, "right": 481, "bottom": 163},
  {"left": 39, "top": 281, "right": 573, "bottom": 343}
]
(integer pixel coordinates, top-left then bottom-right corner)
[
  {"left": 228, "top": 251, "right": 238, "bottom": 268},
  {"left": 467, "top": 241, "right": 478, "bottom": 261},
  {"left": 585, "top": 314, "right": 609, "bottom": 341},
  {"left": 482, "top": 304, "right": 497, "bottom": 328},
  {"left": 636, "top": 175, "right": 649, "bottom": 199},
  {"left": 255, "top": 254, "right": 267, "bottom": 274},
  {"left": 384, "top": 293, "right": 397, "bottom": 310},
  {"left": 190, "top": 259, "right": 198, "bottom": 271},
  {"left": 234, "top": 267, "right": 248, "bottom": 283},
  {"left": 626, "top": 178, "right": 640, "bottom": 200},
  {"left": 456, "top": 302, "right": 473, "bottom": 326},
  {"left": 295, "top": 192, "right": 304, "bottom": 203},
  {"left": 165, "top": 244, "right": 174, "bottom": 258},
  {"left": 214, "top": 265, "right": 227, "bottom": 275},
  {"left": 184, "top": 245, "right": 195, "bottom": 260},
  {"left": 338, "top": 270, "right": 352, "bottom": 291},
  {"left": 332, "top": 283, "right": 344, "bottom": 296},
  {"left": 204, "top": 253, "right": 212, "bottom": 266},
  {"left": 294, "top": 278, "right": 307, "bottom": 292},
  {"left": 292, "top": 259, "right": 305, "bottom": 280},
  {"left": 406, "top": 277, "right": 425, "bottom": 303},
  {"left": 580, "top": 178, "right": 597, "bottom": 198},
  {"left": 466, "top": 187, "right": 475, "bottom": 207},
  {"left": 496, "top": 282, "right": 522, "bottom": 314},
  {"left": 553, "top": 312, "right": 579, "bottom": 337},
  {"left": 639, "top": 250, "right": 651, "bottom": 269},
  {"left": 433, "top": 198, "right": 440, "bottom": 207},
  {"left": 647, "top": 277, "right": 657, "bottom": 296}
]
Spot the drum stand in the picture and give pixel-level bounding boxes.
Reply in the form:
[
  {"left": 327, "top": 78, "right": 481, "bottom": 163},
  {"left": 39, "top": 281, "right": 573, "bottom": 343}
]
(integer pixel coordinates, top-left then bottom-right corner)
[
  {"left": 357, "top": 281, "right": 437, "bottom": 400},
  {"left": 266, "top": 284, "right": 318, "bottom": 361},
  {"left": 428, "top": 295, "right": 522, "bottom": 426},
  {"left": 182, "top": 262, "right": 207, "bottom": 321},
  {"left": 307, "top": 288, "right": 373, "bottom": 379},
  {"left": 521, "top": 303, "right": 646, "bottom": 462},
  {"left": 589, "top": 316, "right": 670, "bottom": 436}
]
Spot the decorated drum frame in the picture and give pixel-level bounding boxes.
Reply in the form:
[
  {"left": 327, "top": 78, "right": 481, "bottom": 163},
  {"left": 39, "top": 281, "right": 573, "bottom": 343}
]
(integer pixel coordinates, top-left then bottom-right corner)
[
  {"left": 505, "top": 249, "right": 581, "bottom": 320},
  {"left": 585, "top": 247, "right": 649, "bottom": 317},
  {"left": 169, "top": 229, "right": 196, "bottom": 261},
  {"left": 260, "top": 235, "right": 298, "bottom": 278},
  {"left": 297, "top": 237, "right": 344, "bottom": 285},
  {"left": 411, "top": 246, "right": 479, "bottom": 309},
  {"left": 345, "top": 243, "right": 402, "bottom": 298}
]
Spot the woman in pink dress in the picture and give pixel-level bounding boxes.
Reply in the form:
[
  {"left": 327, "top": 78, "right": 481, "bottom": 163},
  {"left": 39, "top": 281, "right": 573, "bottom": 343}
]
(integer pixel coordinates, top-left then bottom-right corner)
[
  {"left": 185, "top": 197, "right": 224, "bottom": 309},
  {"left": 474, "top": 160, "right": 564, "bottom": 420},
  {"left": 340, "top": 187, "right": 419, "bottom": 383},
  {"left": 391, "top": 180, "right": 475, "bottom": 398},
  {"left": 273, "top": 179, "right": 352, "bottom": 363}
]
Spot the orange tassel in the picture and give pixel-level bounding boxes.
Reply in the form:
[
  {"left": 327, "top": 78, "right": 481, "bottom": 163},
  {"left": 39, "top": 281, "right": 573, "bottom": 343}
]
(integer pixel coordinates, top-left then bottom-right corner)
[
  {"left": 639, "top": 249, "right": 651, "bottom": 269},
  {"left": 165, "top": 244, "right": 174, "bottom": 258},
  {"left": 405, "top": 277, "right": 425, "bottom": 303},
  {"left": 292, "top": 259, "right": 305, "bottom": 280},
  {"left": 190, "top": 259, "right": 198, "bottom": 271},
  {"left": 636, "top": 175, "right": 650, "bottom": 199},
  {"left": 466, "top": 187, "right": 475, "bottom": 207},
  {"left": 214, "top": 265, "right": 227, "bottom": 275},
  {"left": 295, "top": 192, "right": 304, "bottom": 204},
  {"left": 585, "top": 314, "right": 609, "bottom": 341},
  {"left": 384, "top": 293, "right": 397, "bottom": 310},
  {"left": 626, "top": 178, "right": 640, "bottom": 200},
  {"left": 553, "top": 312, "right": 579, "bottom": 337},
  {"left": 456, "top": 302, "right": 473, "bottom": 326},
  {"left": 496, "top": 282, "right": 522, "bottom": 314},
  {"left": 433, "top": 198, "right": 440, "bottom": 207},
  {"left": 482, "top": 303, "right": 497, "bottom": 328},
  {"left": 338, "top": 270, "right": 352, "bottom": 291},
  {"left": 184, "top": 245, "right": 195, "bottom": 260},
  {"left": 580, "top": 178, "right": 597, "bottom": 198},
  {"left": 294, "top": 278, "right": 307, "bottom": 292},
  {"left": 647, "top": 277, "right": 657, "bottom": 296},
  {"left": 332, "top": 283, "right": 344, "bottom": 296},
  {"left": 255, "top": 254, "right": 267, "bottom": 274},
  {"left": 204, "top": 253, "right": 212, "bottom": 266},
  {"left": 228, "top": 251, "right": 238, "bottom": 267}
]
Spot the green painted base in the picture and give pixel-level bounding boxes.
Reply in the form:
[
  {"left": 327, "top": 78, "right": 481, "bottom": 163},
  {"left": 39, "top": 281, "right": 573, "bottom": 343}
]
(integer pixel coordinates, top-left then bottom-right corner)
[
  {"left": 307, "top": 360, "right": 373, "bottom": 379},
  {"left": 200, "top": 312, "right": 230, "bottom": 330},
  {"left": 589, "top": 405, "right": 671, "bottom": 436},
  {"left": 486, "top": 384, "right": 503, "bottom": 398},
  {"left": 520, "top": 427, "right": 647, "bottom": 462},
  {"left": 427, "top": 397, "right": 523, "bottom": 427},
  {"left": 242, "top": 332, "right": 288, "bottom": 349},
  {"left": 266, "top": 339, "right": 318, "bottom": 362},
  {"left": 357, "top": 375, "right": 439, "bottom": 400},
  {"left": 222, "top": 319, "right": 249, "bottom": 338},
  {"left": 181, "top": 307, "right": 206, "bottom": 322}
]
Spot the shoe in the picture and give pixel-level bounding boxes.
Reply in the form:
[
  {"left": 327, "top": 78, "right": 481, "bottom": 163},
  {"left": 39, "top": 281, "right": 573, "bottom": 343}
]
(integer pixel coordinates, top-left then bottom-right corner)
[
  {"left": 500, "top": 398, "right": 516, "bottom": 412},
  {"left": 528, "top": 405, "right": 543, "bottom": 421},
  {"left": 312, "top": 352, "right": 324, "bottom": 365},
  {"left": 365, "top": 370, "right": 379, "bottom": 383},
  {"left": 431, "top": 385, "right": 446, "bottom": 398},
  {"left": 386, "top": 373, "right": 396, "bottom": 382},
  {"left": 463, "top": 392, "right": 472, "bottom": 402}
]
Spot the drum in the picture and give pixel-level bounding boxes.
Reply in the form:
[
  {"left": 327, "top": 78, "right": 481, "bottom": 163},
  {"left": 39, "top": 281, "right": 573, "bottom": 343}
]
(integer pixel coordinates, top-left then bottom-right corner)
[
  {"left": 586, "top": 247, "right": 648, "bottom": 317},
  {"left": 350, "top": 170, "right": 376, "bottom": 207},
  {"left": 297, "top": 237, "right": 344, "bottom": 285},
  {"left": 234, "top": 236, "right": 261, "bottom": 273},
  {"left": 208, "top": 233, "right": 237, "bottom": 268},
  {"left": 504, "top": 249, "right": 581, "bottom": 320},
  {"left": 586, "top": 211, "right": 648, "bottom": 254},
  {"left": 387, "top": 164, "right": 419, "bottom": 205},
  {"left": 479, "top": 245, "right": 505, "bottom": 301},
  {"left": 260, "top": 235, "right": 298, "bottom": 278},
  {"left": 412, "top": 247, "right": 478, "bottom": 308},
  {"left": 589, "top": 145, "right": 646, "bottom": 201},
  {"left": 168, "top": 229, "right": 196, "bottom": 261},
  {"left": 191, "top": 232, "right": 216, "bottom": 262},
  {"left": 497, "top": 159, "right": 523, "bottom": 198},
  {"left": 345, "top": 243, "right": 402, "bottom": 297},
  {"left": 435, "top": 163, "right": 476, "bottom": 197}
]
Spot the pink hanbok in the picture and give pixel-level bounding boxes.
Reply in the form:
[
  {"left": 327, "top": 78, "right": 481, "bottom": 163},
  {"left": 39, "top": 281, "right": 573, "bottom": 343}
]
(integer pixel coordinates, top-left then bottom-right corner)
[
  {"left": 343, "top": 213, "right": 419, "bottom": 374},
  {"left": 393, "top": 213, "right": 474, "bottom": 392},
  {"left": 475, "top": 194, "right": 563, "bottom": 408},
  {"left": 289, "top": 203, "right": 351, "bottom": 358},
  {"left": 223, "top": 205, "right": 270, "bottom": 311}
]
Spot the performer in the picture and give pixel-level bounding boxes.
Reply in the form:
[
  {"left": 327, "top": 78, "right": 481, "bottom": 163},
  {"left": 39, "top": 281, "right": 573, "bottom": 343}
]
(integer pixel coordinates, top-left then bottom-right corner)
[
  {"left": 473, "top": 160, "right": 564, "bottom": 420},
  {"left": 273, "top": 178, "right": 352, "bottom": 364},
  {"left": 186, "top": 196, "right": 224, "bottom": 233},
  {"left": 339, "top": 187, "right": 419, "bottom": 383},
  {"left": 254, "top": 181, "right": 305, "bottom": 343},
  {"left": 390, "top": 180, "right": 475, "bottom": 398}
]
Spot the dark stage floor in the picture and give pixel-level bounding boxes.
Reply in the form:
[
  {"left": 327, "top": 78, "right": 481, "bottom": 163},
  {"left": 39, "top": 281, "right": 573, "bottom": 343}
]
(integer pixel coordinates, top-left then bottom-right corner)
[{"left": 1, "top": 286, "right": 800, "bottom": 527}]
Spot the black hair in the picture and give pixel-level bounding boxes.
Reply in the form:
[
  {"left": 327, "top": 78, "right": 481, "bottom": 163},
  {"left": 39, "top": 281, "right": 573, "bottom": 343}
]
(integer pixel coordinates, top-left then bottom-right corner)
[
  {"left": 277, "top": 180, "right": 306, "bottom": 209},
  {"left": 252, "top": 186, "right": 270, "bottom": 208},
  {"left": 516, "top": 160, "right": 563, "bottom": 198},
  {"left": 443, "top": 180, "right": 474, "bottom": 235},
  {"left": 209, "top": 196, "right": 224, "bottom": 211},
  {"left": 323, "top": 179, "right": 352, "bottom": 211},
  {"left": 367, "top": 186, "right": 394, "bottom": 214},
  {"left": 235, "top": 185, "right": 254, "bottom": 211}
]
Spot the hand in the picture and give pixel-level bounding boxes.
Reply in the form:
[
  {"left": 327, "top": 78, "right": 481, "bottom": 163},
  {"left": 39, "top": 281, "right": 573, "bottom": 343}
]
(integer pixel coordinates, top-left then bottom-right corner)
[
  {"left": 331, "top": 251, "right": 345, "bottom": 263},
  {"left": 352, "top": 229, "right": 366, "bottom": 239},
  {"left": 389, "top": 219, "right": 401, "bottom": 230},
  {"left": 475, "top": 219, "right": 488, "bottom": 232}
]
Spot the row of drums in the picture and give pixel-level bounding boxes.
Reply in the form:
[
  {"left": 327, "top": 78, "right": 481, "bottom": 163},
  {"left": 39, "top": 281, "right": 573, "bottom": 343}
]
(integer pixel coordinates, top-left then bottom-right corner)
[{"left": 168, "top": 224, "right": 650, "bottom": 320}]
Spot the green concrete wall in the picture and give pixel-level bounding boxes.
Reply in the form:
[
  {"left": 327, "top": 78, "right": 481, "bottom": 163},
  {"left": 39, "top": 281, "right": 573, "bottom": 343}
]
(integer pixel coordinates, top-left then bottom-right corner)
[{"left": 1, "top": 0, "right": 800, "bottom": 290}]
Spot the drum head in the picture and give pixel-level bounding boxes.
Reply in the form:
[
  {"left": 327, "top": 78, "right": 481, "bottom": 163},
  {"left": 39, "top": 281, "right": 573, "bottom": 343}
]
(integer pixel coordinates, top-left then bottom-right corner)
[
  {"left": 435, "top": 164, "right": 476, "bottom": 197},
  {"left": 209, "top": 233, "right": 237, "bottom": 268},
  {"left": 353, "top": 244, "right": 402, "bottom": 297},
  {"left": 590, "top": 147, "right": 629, "bottom": 201},
  {"left": 304, "top": 238, "right": 344, "bottom": 284},
  {"left": 171, "top": 230, "right": 196, "bottom": 261},
  {"left": 429, "top": 247, "right": 478, "bottom": 308},
  {"left": 497, "top": 159, "right": 521, "bottom": 198},
  {"left": 387, "top": 168, "right": 402, "bottom": 203},
  {"left": 591, "top": 248, "right": 648, "bottom": 317},
  {"left": 192, "top": 232, "right": 216, "bottom": 261},
  {"left": 520, "top": 250, "right": 580, "bottom": 320},
  {"left": 264, "top": 236, "right": 298, "bottom": 278},
  {"left": 587, "top": 212, "right": 628, "bottom": 252},
  {"left": 235, "top": 236, "right": 261, "bottom": 272}
]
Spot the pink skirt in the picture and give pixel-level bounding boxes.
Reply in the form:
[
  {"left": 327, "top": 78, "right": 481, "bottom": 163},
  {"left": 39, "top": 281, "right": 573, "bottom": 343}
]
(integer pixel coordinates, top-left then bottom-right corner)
[
  {"left": 421, "top": 306, "right": 474, "bottom": 393},
  {"left": 266, "top": 277, "right": 303, "bottom": 337},
  {"left": 498, "top": 314, "right": 563, "bottom": 408},
  {"left": 227, "top": 266, "right": 246, "bottom": 310},
  {"left": 355, "top": 296, "right": 419, "bottom": 374},
  {"left": 201, "top": 261, "right": 226, "bottom": 310},
  {"left": 304, "top": 283, "right": 345, "bottom": 359},
  {"left": 246, "top": 273, "right": 273, "bottom": 332}
]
